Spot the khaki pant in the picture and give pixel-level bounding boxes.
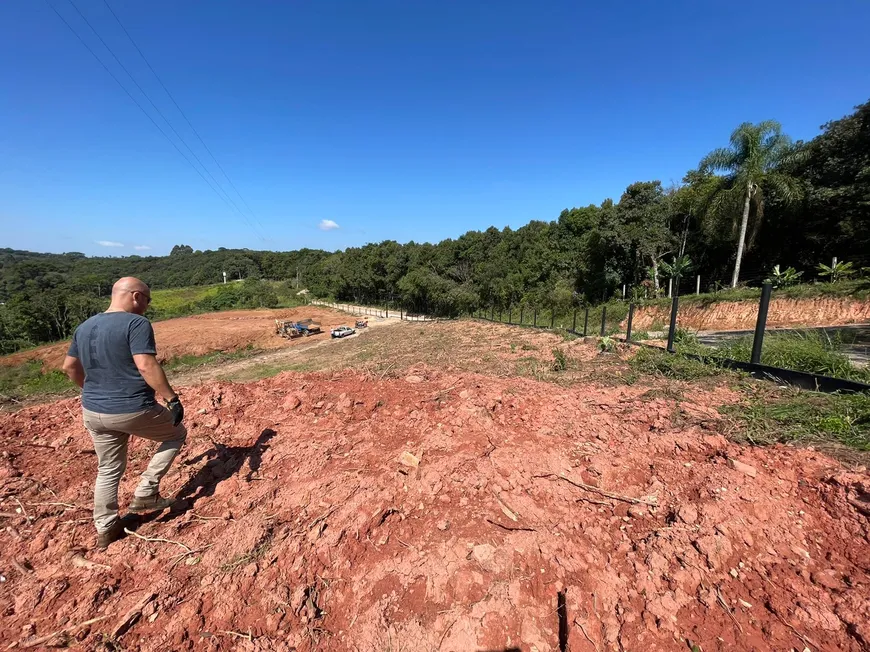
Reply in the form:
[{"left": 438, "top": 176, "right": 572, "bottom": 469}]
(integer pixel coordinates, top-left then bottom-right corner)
[{"left": 83, "top": 405, "right": 187, "bottom": 533}]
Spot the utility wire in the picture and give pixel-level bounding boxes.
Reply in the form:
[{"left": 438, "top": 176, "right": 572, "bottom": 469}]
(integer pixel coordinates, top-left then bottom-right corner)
[
  {"left": 47, "top": 0, "right": 266, "bottom": 241},
  {"left": 101, "top": 0, "right": 267, "bottom": 235},
  {"left": 63, "top": 0, "right": 265, "bottom": 241}
]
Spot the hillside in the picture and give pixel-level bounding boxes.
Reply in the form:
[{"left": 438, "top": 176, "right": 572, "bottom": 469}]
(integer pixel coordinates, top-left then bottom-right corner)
[{"left": 1, "top": 320, "right": 869, "bottom": 650}]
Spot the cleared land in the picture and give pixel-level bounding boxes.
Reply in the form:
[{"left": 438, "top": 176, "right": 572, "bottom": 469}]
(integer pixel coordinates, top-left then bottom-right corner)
[
  {"left": 1, "top": 319, "right": 868, "bottom": 651},
  {"left": 0, "top": 307, "right": 384, "bottom": 370}
]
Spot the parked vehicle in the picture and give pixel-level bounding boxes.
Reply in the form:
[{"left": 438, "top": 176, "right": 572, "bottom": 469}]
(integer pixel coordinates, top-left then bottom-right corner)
[
  {"left": 275, "top": 319, "right": 322, "bottom": 339},
  {"left": 331, "top": 325, "right": 356, "bottom": 338}
]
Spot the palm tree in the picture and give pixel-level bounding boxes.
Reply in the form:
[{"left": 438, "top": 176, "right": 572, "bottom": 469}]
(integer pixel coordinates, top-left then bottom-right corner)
[{"left": 700, "top": 121, "right": 806, "bottom": 287}]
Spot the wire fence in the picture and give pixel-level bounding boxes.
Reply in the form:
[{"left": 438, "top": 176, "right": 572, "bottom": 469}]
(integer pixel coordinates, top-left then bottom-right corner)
[{"left": 470, "top": 285, "right": 870, "bottom": 392}]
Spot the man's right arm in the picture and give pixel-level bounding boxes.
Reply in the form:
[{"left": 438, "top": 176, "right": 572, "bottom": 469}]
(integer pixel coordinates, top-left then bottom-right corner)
[{"left": 133, "top": 354, "right": 177, "bottom": 403}]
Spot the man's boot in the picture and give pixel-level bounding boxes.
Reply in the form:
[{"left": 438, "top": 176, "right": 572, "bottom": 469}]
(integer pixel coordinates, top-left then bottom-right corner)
[
  {"left": 129, "top": 493, "right": 176, "bottom": 513},
  {"left": 97, "top": 520, "right": 124, "bottom": 550}
]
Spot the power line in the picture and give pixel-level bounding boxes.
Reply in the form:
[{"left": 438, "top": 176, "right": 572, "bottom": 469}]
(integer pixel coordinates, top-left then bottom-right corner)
[
  {"left": 46, "top": 0, "right": 266, "bottom": 241},
  {"left": 101, "top": 0, "right": 267, "bottom": 235},
  {"left": 63, "top": 0, "right": 265, "bottom": 241}
]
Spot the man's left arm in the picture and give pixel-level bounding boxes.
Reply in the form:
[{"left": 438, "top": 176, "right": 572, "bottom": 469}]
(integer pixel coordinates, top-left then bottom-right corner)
[
  {"left": 62, "top": 356, "right": 85, "bottom": 388},
  {"left": 63, "top": 333, "right": 85, "bottom": 388}
]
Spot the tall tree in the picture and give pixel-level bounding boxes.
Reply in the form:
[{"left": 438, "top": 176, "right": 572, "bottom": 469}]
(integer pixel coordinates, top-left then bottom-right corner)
[{"left": 700, "top": 121, "right": 806, "bottom": 286}]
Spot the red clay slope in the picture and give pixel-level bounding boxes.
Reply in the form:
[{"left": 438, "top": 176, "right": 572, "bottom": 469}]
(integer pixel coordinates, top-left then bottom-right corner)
[
  {"left": 1, "top": 369, "right": 868, "bottom": 650},
  {"left": 631, "top": 296, "right": 870, "bottom": 332}
]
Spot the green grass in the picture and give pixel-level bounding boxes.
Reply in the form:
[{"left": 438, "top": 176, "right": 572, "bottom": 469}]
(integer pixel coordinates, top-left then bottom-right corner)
[
  {"left": 163, "top": 346, "right": 262, "bottom": 374},
  {"left": 672, "top": 330, "right": 870, "bottom": 383},
  {"left": 0, "top": 361, "right": 75, "bottom": 402},
  {"left": 717, "top": 332, "right": 870, "bottom": 383},
  {"left": 724, "top": 390, "right": 870, "bottom": 451},
  {"left": 148, "top": 280, "right": 305, "bottom": 321},
  {"left": 629, "top": 346, "right": 726, "bottom": 381}
]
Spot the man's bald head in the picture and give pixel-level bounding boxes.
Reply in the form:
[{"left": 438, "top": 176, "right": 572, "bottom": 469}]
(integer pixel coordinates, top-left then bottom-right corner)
[
  {"left": 112, "top": 277, "right": 149, "bottom": 295},
  {"left": 108, "top": 277, "right": 151, "bottom": 315}
]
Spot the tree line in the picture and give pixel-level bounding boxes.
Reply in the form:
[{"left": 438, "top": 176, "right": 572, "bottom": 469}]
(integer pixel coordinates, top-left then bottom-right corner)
[{"left": 1, "top": 99, "right": 868, "bottom": 354}]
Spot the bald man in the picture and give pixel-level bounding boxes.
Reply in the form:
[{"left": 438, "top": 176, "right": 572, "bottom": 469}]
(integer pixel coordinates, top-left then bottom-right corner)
[{"left": 63, "top": 277, "right": 186, "bottom": 549}]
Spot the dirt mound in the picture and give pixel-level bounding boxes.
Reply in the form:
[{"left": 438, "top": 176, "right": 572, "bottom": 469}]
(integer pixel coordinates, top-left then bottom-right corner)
[
  {"left": 1, "top": 370, "right": 868, "bottom": 650},
  {"left": 0, "top": 308, "right": 360, "bottom": 370},
  {"left": 631, "top": 297, "right": 870, "bottom": 332}
]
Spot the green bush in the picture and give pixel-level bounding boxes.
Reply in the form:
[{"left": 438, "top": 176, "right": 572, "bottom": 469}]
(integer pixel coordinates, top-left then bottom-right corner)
[{"left": 551, "top": 348, "right": 567, "bottom": 371}]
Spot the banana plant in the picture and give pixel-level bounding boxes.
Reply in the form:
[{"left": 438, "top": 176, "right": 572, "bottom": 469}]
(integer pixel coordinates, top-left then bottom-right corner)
[
  {"left": 817, "top": 260, "right": 855, "bottom": 283},
  {"left": 766, "top": 264, "right": 803, "bottom": 288},
  {"left": 658, "top": 255, "right": 693, "bottom": 281}
]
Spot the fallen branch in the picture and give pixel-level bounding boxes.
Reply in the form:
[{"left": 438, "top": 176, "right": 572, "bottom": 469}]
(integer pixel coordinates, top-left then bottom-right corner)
[
  {"left": 533, "top": 473, "right": 658, "bottom": 506},
  {"left": 485, "top": 518, "right": 536, "bottom": 532},
  {"left": 123, "top": 528, "right": 192, "bottom": 553},
  {"left": 112, "top": 592, "right": 156, "bottom": 639},
  {"left": 221, "top": 630, "right": 254, "bottom": 642},
  {"left": 22, "top": 615, "right": 110, "bottom": 648}
]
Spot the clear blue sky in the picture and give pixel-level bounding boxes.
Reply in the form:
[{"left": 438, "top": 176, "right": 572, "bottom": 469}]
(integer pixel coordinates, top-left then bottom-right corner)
[{"left": 2, "top": 1, "right": 868, "bottom": 256}]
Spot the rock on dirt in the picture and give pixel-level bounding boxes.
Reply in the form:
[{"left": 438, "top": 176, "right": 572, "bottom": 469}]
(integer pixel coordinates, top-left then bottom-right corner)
[
  {"left": 399, "top": 451, "right": 420, "bottom": 467},
  {"left": 728, "top": 457, "right": 758, "bottom": 478}
]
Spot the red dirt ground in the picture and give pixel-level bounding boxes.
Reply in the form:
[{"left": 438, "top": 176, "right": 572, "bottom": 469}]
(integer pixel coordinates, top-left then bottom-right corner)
[
  {"left": 1, "top": 367, "right": 868, "bottom": 650},
  {"left": 0, "top": 308, "right": 359, "bottom": 370},
  {"left": 631, "top": 297, "right": 870, "bottom": 332}
]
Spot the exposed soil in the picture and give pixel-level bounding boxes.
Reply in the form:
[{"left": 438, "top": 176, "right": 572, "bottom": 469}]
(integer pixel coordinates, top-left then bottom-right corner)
[
  {"left": 631, "top": 297, "right": 870, "bottom": 332},
  {"left": 0, "top": 308, "right": 384, "bottom": 370},
  {"left": 1, "top": 361, "right": 869, "bottom": 650}
]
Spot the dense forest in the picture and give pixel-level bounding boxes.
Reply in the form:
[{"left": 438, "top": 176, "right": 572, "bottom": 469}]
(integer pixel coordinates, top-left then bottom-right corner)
[{"left": 2, "top": 99, "right": 868, "bottom": 354}]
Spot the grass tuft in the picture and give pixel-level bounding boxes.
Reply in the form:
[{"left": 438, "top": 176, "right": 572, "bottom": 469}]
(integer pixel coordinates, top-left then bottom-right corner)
[
  {"left": 723, "top": 390, "right": 870, "bottom": 451},
  {"left": 629, "top": 347, "right": 725, "bottom": 381}
]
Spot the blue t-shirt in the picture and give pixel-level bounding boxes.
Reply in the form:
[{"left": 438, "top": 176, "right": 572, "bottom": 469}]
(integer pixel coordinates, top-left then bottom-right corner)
[{"left": 67, "top": 312, "right": 158, "bottom": 414}]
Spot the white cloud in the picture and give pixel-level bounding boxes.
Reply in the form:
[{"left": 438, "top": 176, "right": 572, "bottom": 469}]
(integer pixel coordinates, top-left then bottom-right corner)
[
  {"left": 134, "top": 245, "right": 151, "bottom": 251},
  {"left": 318, "top": 219, "right": 340, "bottom": 231},
  {"left": 97, "top": 240, "right": 124, "bottom": 247}
]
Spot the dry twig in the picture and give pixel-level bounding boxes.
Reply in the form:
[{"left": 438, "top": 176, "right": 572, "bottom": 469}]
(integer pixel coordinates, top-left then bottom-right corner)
[
  {"left": 533, "top": 473, "right": 657, "bottom": 506},
  {"left": 22, "top": 615, "right": 110, "bottom": 648},
  {"left": 221, "top": 630, "right": 254, "bottom": 642},
  {"left": 123, "top": 528, "right": 192, "bottom": 553},
  {"left": 437, "top": 617, "right": 459, "bottom": 650},
  {"left": 715, "top": 586, "right": 743, "bottom": 634},
  {"left": 574, "top": 618, "right": 599, "bottom": 652},
  {"left": 13, "top": 498, "right": 29, "bottom": 519},
  {"left": 485, "top": 518, "right": 536, "bottom": 532},
  {"left": 30, "top": 502, "right": 86, "bottom": 510}
]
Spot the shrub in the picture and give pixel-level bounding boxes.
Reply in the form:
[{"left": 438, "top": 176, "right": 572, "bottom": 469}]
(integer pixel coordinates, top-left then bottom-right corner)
[{"left": 551, "top": 348, "right": 567, "bottom": 371}]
